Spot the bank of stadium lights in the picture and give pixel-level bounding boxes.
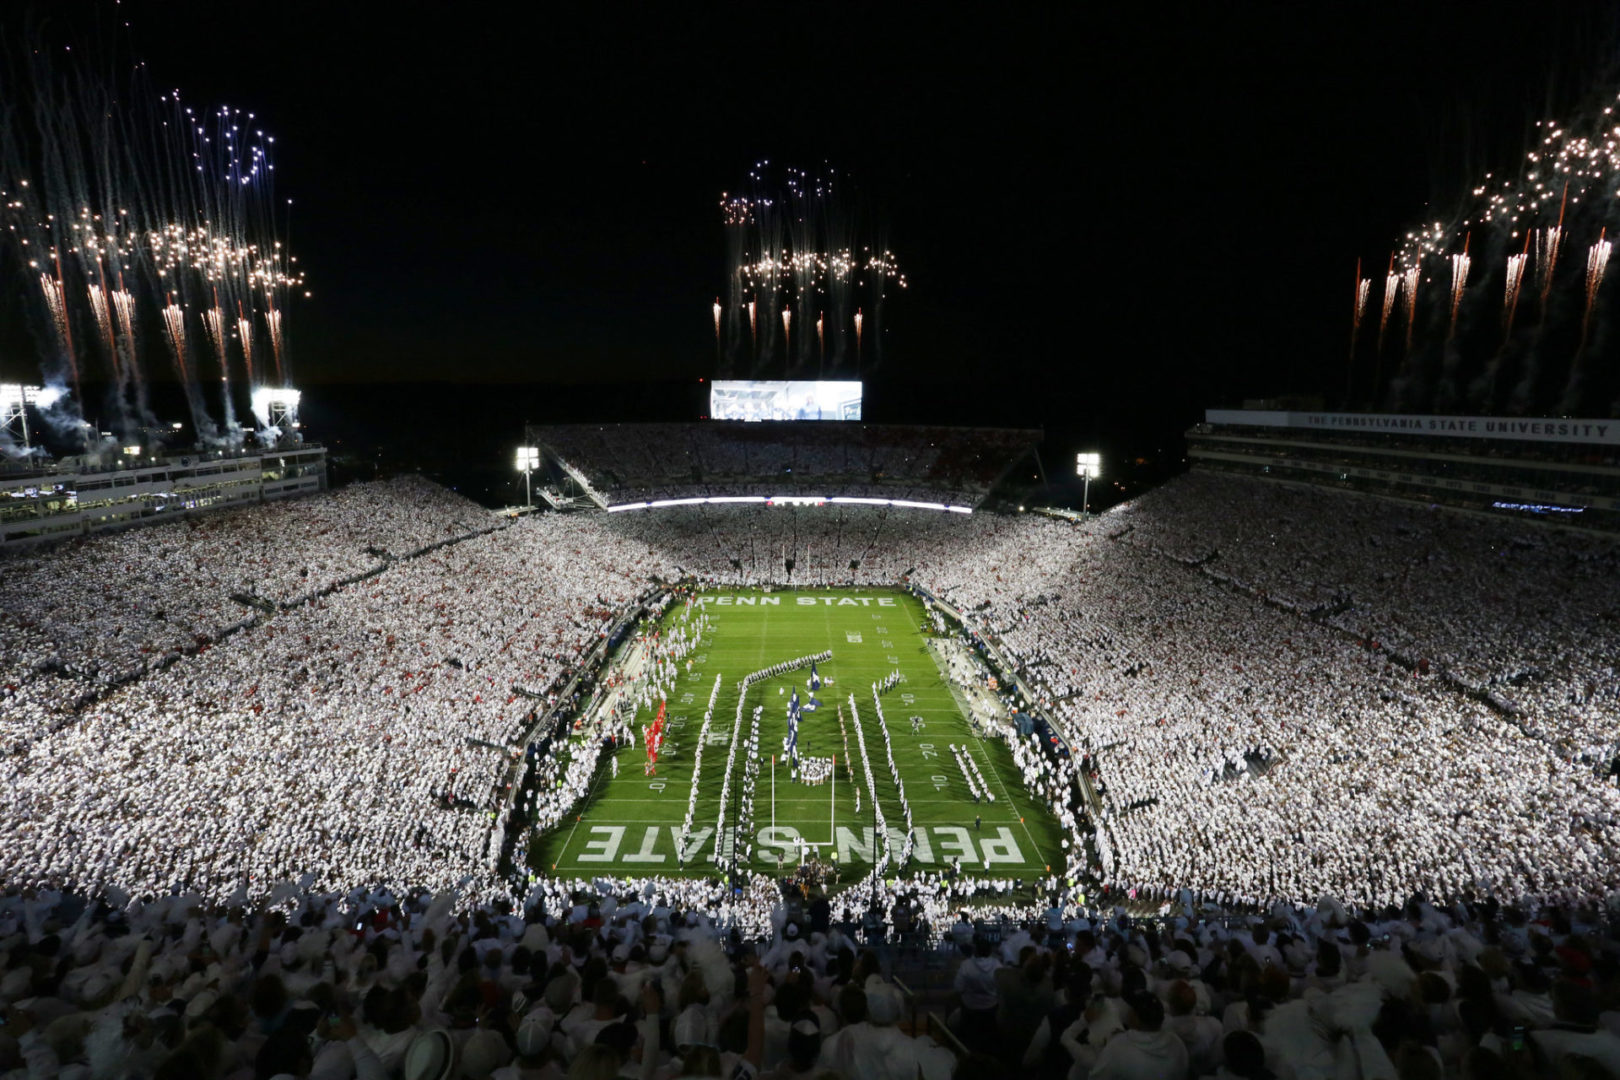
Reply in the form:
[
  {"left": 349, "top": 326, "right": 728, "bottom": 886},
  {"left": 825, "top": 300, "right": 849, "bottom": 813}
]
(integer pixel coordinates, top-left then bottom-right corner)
[
  {"left": 0, "top": 383, "right": 62, "bottom": 451},
  {"left": 515, "top": 446, "right": 539, "bottom": 507},
  {"left": 249, "top": 387, "right": 302, "bottom": 435},
  {"left": 604, "top": 495, "right": 973, "bottom": 514},
  {"left": 1076, "top": 452, "right": 1101, "bottom": 517}
]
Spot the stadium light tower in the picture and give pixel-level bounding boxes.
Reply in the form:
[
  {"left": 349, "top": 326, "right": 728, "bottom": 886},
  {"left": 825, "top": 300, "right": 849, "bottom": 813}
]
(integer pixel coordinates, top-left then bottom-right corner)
[
  {"left": 1076, "top": 452, "right": 1101, "bottom": 518},
  {"left": 250, "top": 388, "right": 302, "bottom": 443},
  {"left": 0, "top": 384, "right": 52, "bottom": 452},
  {"left": 516, "top": 446, "right": 539, "bottom": 507}
]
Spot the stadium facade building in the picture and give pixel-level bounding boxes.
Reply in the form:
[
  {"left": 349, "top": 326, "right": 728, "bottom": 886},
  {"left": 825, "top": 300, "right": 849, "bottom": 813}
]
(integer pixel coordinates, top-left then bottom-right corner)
[
  {"left": 1188, "top": 409, "right": 1620, "bottom": 532},
  {"left": 0, "top": 444, "right": 327, "bottom": 548}
]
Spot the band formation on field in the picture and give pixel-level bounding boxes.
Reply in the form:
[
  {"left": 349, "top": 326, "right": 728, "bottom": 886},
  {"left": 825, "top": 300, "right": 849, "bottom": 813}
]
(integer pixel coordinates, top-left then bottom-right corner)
[{"left": 530, "top": 588, "right": 1064, "bottom": 886}]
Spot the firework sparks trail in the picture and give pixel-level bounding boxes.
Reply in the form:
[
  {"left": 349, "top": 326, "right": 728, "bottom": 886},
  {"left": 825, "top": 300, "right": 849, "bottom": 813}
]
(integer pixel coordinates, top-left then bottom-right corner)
[
  {"left": 161, "top": 300, "right": 189, "bottom": 382},
  {"left": 203, "top": 306, "right": 229, "bottom": 374},
  {"left": 1530, "top": 183, "right": 1570, "bottom": 314},
  {"left": 1502, "top": 253, "right": 1526, "bottom": 334},
  {"left": 781, "top": 306, "right": 791, "bottom": 359},
  {"left": 1378, "top": 256, "right": 1398, "bottom": 352},
  {"left": 37, "top": 271, "right": 81, "bottom": 399},
  {"left": 1536, "top": 226, "right": 1564, "bottom": 310},
  {"left": 111, "top": 289, "right": 137, "bottom": 352},
  {"left": 1355, "top": 88, "right": 1620, "bottom": 411},
  {"left": 1582, "top": 229, "right": 1611, "bottom": 345},
  {"left": 854, "top": 308, "right": 863, "bottom": 365},
  {"left": 0, "top": 44, "right": 307, "bottom": 441},
  {"left": 111, "top": 285, "right": 142, "bottom": 409},
  {"left": 1448, "top": 236, "right": 1471, "bottom": 341},
  {"left": 202, "top": 303, "right": 239, "bottom": 429},
  {"left": 1348, "top": 259, "right": 1371, "bottom": 403},
  {"left": 236, "top": 303, "right": 254, "bottom": 385},
  {"left": 87, "top": 284, "right": 118, "bottom": 381},
  {"left": 265, "top": 306, "right": 284, "bottom": 384},
  {"left": 720, "top": 162, "right": 903, "bottom": 374},
  {"left": 1401, "top": 267, "right": 1420, "bottom": 353}
]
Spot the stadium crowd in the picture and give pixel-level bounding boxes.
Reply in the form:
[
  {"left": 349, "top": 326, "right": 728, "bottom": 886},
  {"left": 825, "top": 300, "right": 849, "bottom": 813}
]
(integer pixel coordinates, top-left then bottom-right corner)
[
  {"left": 1, "top": 478, "right": 494, "bottom": 729},
  {"left": 2, "top": 496, "right": 678, "bottom": 907},
  {"left": 5, "top": 872, "right": 1620, "bottom": 1079},
  {"left": 533, "top": 423, "right": 1037, "bottom": 507},
  {"left": 3, "top": 461, "right": 1620, "bottom": 1078},
  {"left": 931, "top": 474, "right": 1620, "bottom": 911}
]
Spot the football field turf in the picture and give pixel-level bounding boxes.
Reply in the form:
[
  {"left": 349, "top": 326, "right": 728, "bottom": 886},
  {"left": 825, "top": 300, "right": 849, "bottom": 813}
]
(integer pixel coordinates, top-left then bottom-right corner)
[{"left": 531, "top": 587, "right": 1064, "bottom": 886}]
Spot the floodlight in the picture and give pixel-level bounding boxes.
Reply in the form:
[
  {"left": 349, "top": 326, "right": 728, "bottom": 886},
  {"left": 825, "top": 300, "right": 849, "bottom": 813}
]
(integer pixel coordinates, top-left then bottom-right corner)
[
  {"left": 250, "top": 387, "right": 302, "bottom": 433},
  {"left": 1076, "top": 451, "right": 1102, "bottom": 518},
  {"left": 1, "top": 383, "right": 51, "bottom": 450},
  {"left": 515, "top": 446, "right": 540, "bottom": 508},
  {"left": 0, "top": 384, "right": 43, "bottom": 409}
]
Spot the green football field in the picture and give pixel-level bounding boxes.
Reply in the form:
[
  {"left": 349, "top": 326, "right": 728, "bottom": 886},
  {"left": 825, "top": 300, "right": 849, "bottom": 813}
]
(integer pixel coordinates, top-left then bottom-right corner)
[{"left": 530, "top": 587, "right": 1065, "bottom": 885}]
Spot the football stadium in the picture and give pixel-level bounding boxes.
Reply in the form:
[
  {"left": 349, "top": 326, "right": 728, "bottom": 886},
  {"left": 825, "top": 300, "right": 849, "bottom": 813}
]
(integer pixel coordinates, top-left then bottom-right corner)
[
  {"left": 529, "top": 585, "right": 1067, "bottom": 883},
  {"left": 5, "top": 10, "right": 1620, "bottom": 1080}
]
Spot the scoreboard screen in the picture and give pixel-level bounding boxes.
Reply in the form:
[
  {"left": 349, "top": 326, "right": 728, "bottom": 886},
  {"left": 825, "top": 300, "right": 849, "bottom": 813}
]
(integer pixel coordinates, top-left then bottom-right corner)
[{"left": 710, "top": 380, "right": 862, "bottom": 421}]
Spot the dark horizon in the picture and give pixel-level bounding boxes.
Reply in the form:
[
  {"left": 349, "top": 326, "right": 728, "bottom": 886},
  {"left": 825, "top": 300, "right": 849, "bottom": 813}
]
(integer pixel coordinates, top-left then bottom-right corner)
[{"left": 4, "top": 1, "right": 1619, "bottom": 428}]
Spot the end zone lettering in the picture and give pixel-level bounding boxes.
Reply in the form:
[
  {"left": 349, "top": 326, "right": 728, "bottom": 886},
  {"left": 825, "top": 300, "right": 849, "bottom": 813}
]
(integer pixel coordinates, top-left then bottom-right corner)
[
  {"left": 796, "top": 596, "right": 896, "bottom": 606},
  {"left": 573, "top": 824, "right": 1025, "bottom": 867},
  {"left": 694, "top": 594, "right": 896, "bottom": 606}
]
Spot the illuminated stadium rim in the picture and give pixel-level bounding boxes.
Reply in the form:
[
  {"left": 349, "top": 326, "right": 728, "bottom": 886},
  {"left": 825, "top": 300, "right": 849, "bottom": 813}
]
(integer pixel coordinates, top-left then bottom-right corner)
[{"left": 605, "top": 495, "right": 973, "bottom": 514}]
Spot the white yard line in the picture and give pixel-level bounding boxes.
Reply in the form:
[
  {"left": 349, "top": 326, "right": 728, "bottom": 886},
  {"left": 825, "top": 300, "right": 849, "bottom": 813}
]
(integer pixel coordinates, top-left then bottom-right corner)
[{"left": 897, "top": 593, "right": 1047, "bottom": 865}]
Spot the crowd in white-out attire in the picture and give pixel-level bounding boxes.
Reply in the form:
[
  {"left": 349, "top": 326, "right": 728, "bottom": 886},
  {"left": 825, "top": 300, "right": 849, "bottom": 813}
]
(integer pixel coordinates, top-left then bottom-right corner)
[
  {"left": 2, "top": 465, "right": 1618, "bottom": 938},
  {"left": 2, "top": 487, "right": 679, "bottom": 908},
  {"left": 6, "top": 871, "right": 1620, "bottom": 1079}
]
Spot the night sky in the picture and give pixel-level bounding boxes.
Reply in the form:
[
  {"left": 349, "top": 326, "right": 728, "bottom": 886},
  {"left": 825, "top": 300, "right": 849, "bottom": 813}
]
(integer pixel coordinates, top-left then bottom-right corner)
[{"left": 6, "top": 1, "right": 1618, "bottom": 446}]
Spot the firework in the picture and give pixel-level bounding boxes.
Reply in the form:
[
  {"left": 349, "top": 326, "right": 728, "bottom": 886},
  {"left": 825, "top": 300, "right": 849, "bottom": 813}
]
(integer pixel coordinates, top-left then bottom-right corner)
[
  {"left": 39, "top": 270, "right": 82, "bottom": 401},
  {"left": 781, "top": 306, "right": 792, "bottom": 353},
  {"left": 203, "top": 306, "right": 229, "bottom": 372},
  {"left": 1448, "top": 236, "right": 1470, "bottom": 341},
  {"left": 111, "top": 289, "right": 137, "bottom": 353},
  {"left": 0, "top": 40, "right": 305, "bottom": 444},
  {"left": 265, "top": 307, "right": 284, "bottom": 384},
  {"left": 1401, "top": 266, "right": 1420, "bottom": 353},
  {"left": 161, "top": 300, "right": 189, "bottom": 382},
  {"left": 1378, "top": 256, "right": 1398, "bottom": 352},
  {"left": 111, "top": 285, "right": 141, "bottom": 408},
  {"left": 1582, "top": 229, "right": 1611, "bottom": 345},
  {"left": 719, "top": 162, "right": 902, "bottom": 374},
  {"left": 1347, "top": 260, "right": 1371, "bottom": 403},
  {"left": 1535, "top": 226, "right": 1564, "bottom": 311},
  {"left": 236, "top": 303, "right": 255, "bottom": 385},
  {"left": 202, "top": 303, "right": 239, "bottom": 429},
  {"left": 86, "top": 284, "right": 118, "bottom": 379},
  {"left": 1360, "top": 84, "right": 1620, "bottom": 411}
]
